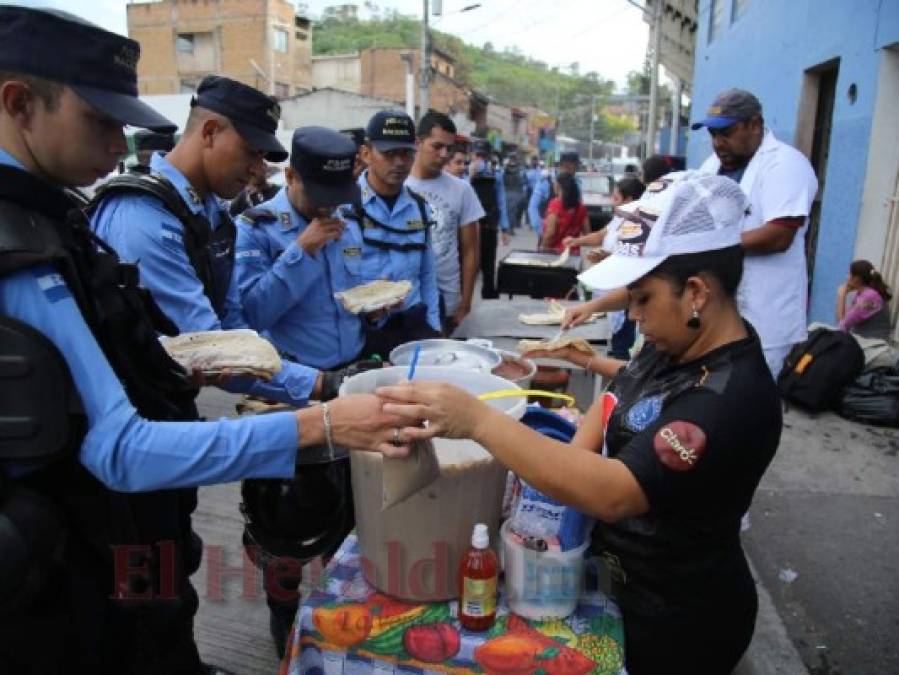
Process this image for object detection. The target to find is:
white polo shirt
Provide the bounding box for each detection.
[699,129,819,350]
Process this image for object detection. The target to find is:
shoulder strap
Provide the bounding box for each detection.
[90,173,223,305]
[239,206,277,227]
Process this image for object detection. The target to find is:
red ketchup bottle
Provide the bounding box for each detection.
[458,523,498,631]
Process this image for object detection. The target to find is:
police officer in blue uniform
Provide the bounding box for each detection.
[0,8,423,673]
[528,151,579,238]
[235,127,370,371]
[357,111,441,354]
[469,140,510,299]
[91,75,324,407]
[235,126,387,655]
[524,155,542,230]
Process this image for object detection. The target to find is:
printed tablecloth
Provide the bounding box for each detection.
[283,534,625,674]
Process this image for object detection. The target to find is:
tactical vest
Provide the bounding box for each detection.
[0,164,200,636]
[351,189,433,252]
[90,172,237,320]
[471,173,500,228]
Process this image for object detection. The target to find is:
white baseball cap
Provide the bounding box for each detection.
[578,171,749,290]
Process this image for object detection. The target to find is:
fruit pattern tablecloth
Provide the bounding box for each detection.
[282,535,625,675]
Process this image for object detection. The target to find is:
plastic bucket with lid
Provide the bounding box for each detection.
[501,520,588,620]
[339,366,525,601]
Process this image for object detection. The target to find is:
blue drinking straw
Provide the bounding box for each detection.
[407,343,422,381]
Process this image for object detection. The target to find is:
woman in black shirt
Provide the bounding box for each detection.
[379,173,782,674]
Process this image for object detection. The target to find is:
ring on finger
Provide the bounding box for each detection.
[393,428,401,444]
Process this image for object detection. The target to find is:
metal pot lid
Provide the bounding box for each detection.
[389,339,502,372]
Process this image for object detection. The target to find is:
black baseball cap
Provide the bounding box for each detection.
[691,89,762,130]
[0,6,175,133]
[290,126,361,208]
[559,151,580,165]
[193,76,288,162]
[365,111,416,152]
[339,127,366,149]
[134,130,175,153]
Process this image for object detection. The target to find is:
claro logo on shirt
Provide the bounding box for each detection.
[653,420,707,472]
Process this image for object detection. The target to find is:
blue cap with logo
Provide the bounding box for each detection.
[691,88,762,130]
[290,126,361,208]
[365,110,416,152]
[193,75,288,162]
[0,6,175,133]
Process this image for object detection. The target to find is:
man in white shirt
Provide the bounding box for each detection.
[406,111,484,332]
[693,89,819,376]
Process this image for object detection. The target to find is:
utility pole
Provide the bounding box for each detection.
[419,0,430,119]
[646,0,663,157]
[588,94,597,162]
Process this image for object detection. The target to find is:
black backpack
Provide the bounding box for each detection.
[777,328,865,412]
[838,367,899,427]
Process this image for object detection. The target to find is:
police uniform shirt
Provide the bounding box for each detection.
[90,152,318,406]
[592,324,780,616]
[234,187,366,370]
[357,170,441,332]
[0,149,299,490]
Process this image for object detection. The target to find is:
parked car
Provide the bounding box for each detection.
[576,172,615,231]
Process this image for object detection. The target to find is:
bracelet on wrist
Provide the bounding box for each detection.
[321,402,335,460]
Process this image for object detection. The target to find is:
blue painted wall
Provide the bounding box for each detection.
[687,0,899,323]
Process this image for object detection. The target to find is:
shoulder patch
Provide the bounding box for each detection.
[653,420,707,472]
[626,395,664,432]
[279,212,292,229]
[33,271,70,303]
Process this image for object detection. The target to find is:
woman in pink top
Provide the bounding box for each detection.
[837,260,892,339]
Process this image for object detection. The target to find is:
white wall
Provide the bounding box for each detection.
[280,89,396,130]
[311,54,361,93]
[854,45,899,263]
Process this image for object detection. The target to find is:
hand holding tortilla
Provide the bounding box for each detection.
[160,329,282,379]
[519,299,602,326]
[335,279,413,314]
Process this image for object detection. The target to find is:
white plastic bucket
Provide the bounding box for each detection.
[501,520,588,620]
[339,366,526,601]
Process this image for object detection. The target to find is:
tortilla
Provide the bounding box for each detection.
[160,329,282,379]
[518,336,594,355]
[335,279,412,314]
[519,299,566,325]
[549,246,570,267]
[519,300,602,326]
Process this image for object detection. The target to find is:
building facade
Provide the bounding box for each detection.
[127,0,313,97]
[688,0,899,326]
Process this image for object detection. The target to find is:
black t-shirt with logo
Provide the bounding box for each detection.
[591,325,781,616]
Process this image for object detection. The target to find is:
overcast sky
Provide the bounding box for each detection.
[23,0,650,87]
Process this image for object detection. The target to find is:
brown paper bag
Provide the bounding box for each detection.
[381,439,440,509]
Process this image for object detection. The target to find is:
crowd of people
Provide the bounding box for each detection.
[2,4,876,675]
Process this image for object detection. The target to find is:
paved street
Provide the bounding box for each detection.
[190,227,899,673]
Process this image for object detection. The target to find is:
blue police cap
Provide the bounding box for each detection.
[0,6,175,133]
[365,110,416,152]
[193,75,288,162]
[290,126,361,208]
